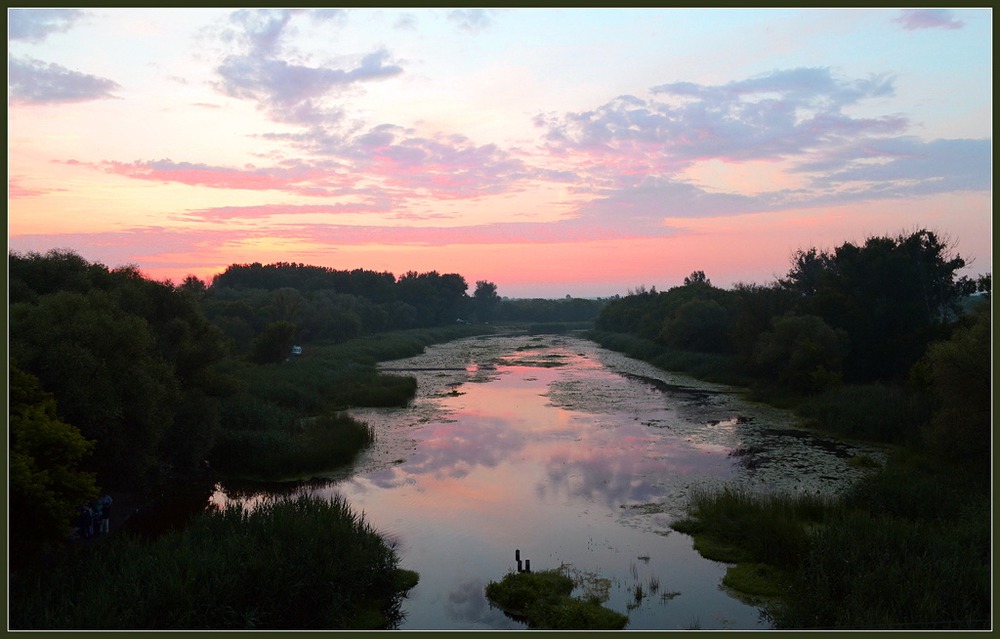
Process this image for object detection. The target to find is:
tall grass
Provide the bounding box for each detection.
[775,506,990,630]
[673,464,991,630]
[211,325,492,481]
[210,413,373,480]
[671,486,835,569]
[10,495,418,630]
[795,383,925,444]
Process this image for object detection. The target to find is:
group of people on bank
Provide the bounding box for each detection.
[73,494,113,540]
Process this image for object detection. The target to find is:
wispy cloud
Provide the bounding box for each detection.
[893,9,964,31]
[802,137,991,194]
[103,126,535,201]
[540,67,902,175]
[447,9,496,33]
[8,8,86,42]
[96,158,353,196]
[8,178,64,199]
[179,201,393,222]
[8,56,121,105]
[214,9,402,126]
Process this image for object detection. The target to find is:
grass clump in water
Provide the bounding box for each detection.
[485,569,628,630]
[671,486,833,569]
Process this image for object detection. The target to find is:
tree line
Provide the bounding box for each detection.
[6,250,601,566]
[593,228,990,473]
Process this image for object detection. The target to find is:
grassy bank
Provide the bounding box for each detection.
[212,324,494,481]
[10,495,418,630]
[588,330,990,630]
[586,329,749,386]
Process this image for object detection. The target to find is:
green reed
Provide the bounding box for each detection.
[10,495,418,630]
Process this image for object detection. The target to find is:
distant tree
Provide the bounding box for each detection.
[9,363,99,568]
[252,321,298,364]
[178,275,208,296]
[683,270,711,287]
[472,280,500,322]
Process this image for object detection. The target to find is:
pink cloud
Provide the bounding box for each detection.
[8,178,63,198]
[893,9,964,31]
[97,158,352,194]
[179,201,393,222]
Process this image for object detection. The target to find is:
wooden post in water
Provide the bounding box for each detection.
[525,559,531,573]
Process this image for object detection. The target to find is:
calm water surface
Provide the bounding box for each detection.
[214,332,884,630]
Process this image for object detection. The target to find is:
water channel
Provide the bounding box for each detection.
[213,331,886,630]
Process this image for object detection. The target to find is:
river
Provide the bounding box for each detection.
[212,331,886,630]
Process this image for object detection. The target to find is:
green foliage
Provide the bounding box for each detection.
[752,314,849,395]
[918,302,991,476]
[472,279,500,322]
[782,229,972,382]
[9,495,418,629]
[9,251,230,490]
[251,320,297,364]
[774,505,990,630]
[9,364,99,567]
[211,325,490,481]
[722,563,789,600]
[485,569,628,630]
[494,296,606,324]
[209,414,373,481]
[674,458,990,630]
[671,486,833,570]
[660,298,732,353]
[796,383,923,444]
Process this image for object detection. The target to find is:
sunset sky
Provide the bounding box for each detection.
[7,8,992,298]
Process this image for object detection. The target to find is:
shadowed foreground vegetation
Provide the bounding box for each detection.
[9,495,419,630]
[592,230,991,630]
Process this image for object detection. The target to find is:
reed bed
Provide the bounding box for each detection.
[10,495,418,630]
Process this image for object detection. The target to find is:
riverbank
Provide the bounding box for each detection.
[586,329,991,630]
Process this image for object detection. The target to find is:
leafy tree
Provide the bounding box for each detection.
[10,290,180,488]
[252,321,298,364]
[660,299,731,353]
[472,280,500,322]
[919,302,991,478]
[728,282,797,369]
[9,251,230,488]
[683,270,711,287]
[9,363,99,567]
[752,314,849,394]
[783,229,972,382]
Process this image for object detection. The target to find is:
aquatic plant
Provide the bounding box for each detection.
[485,569,628,630]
